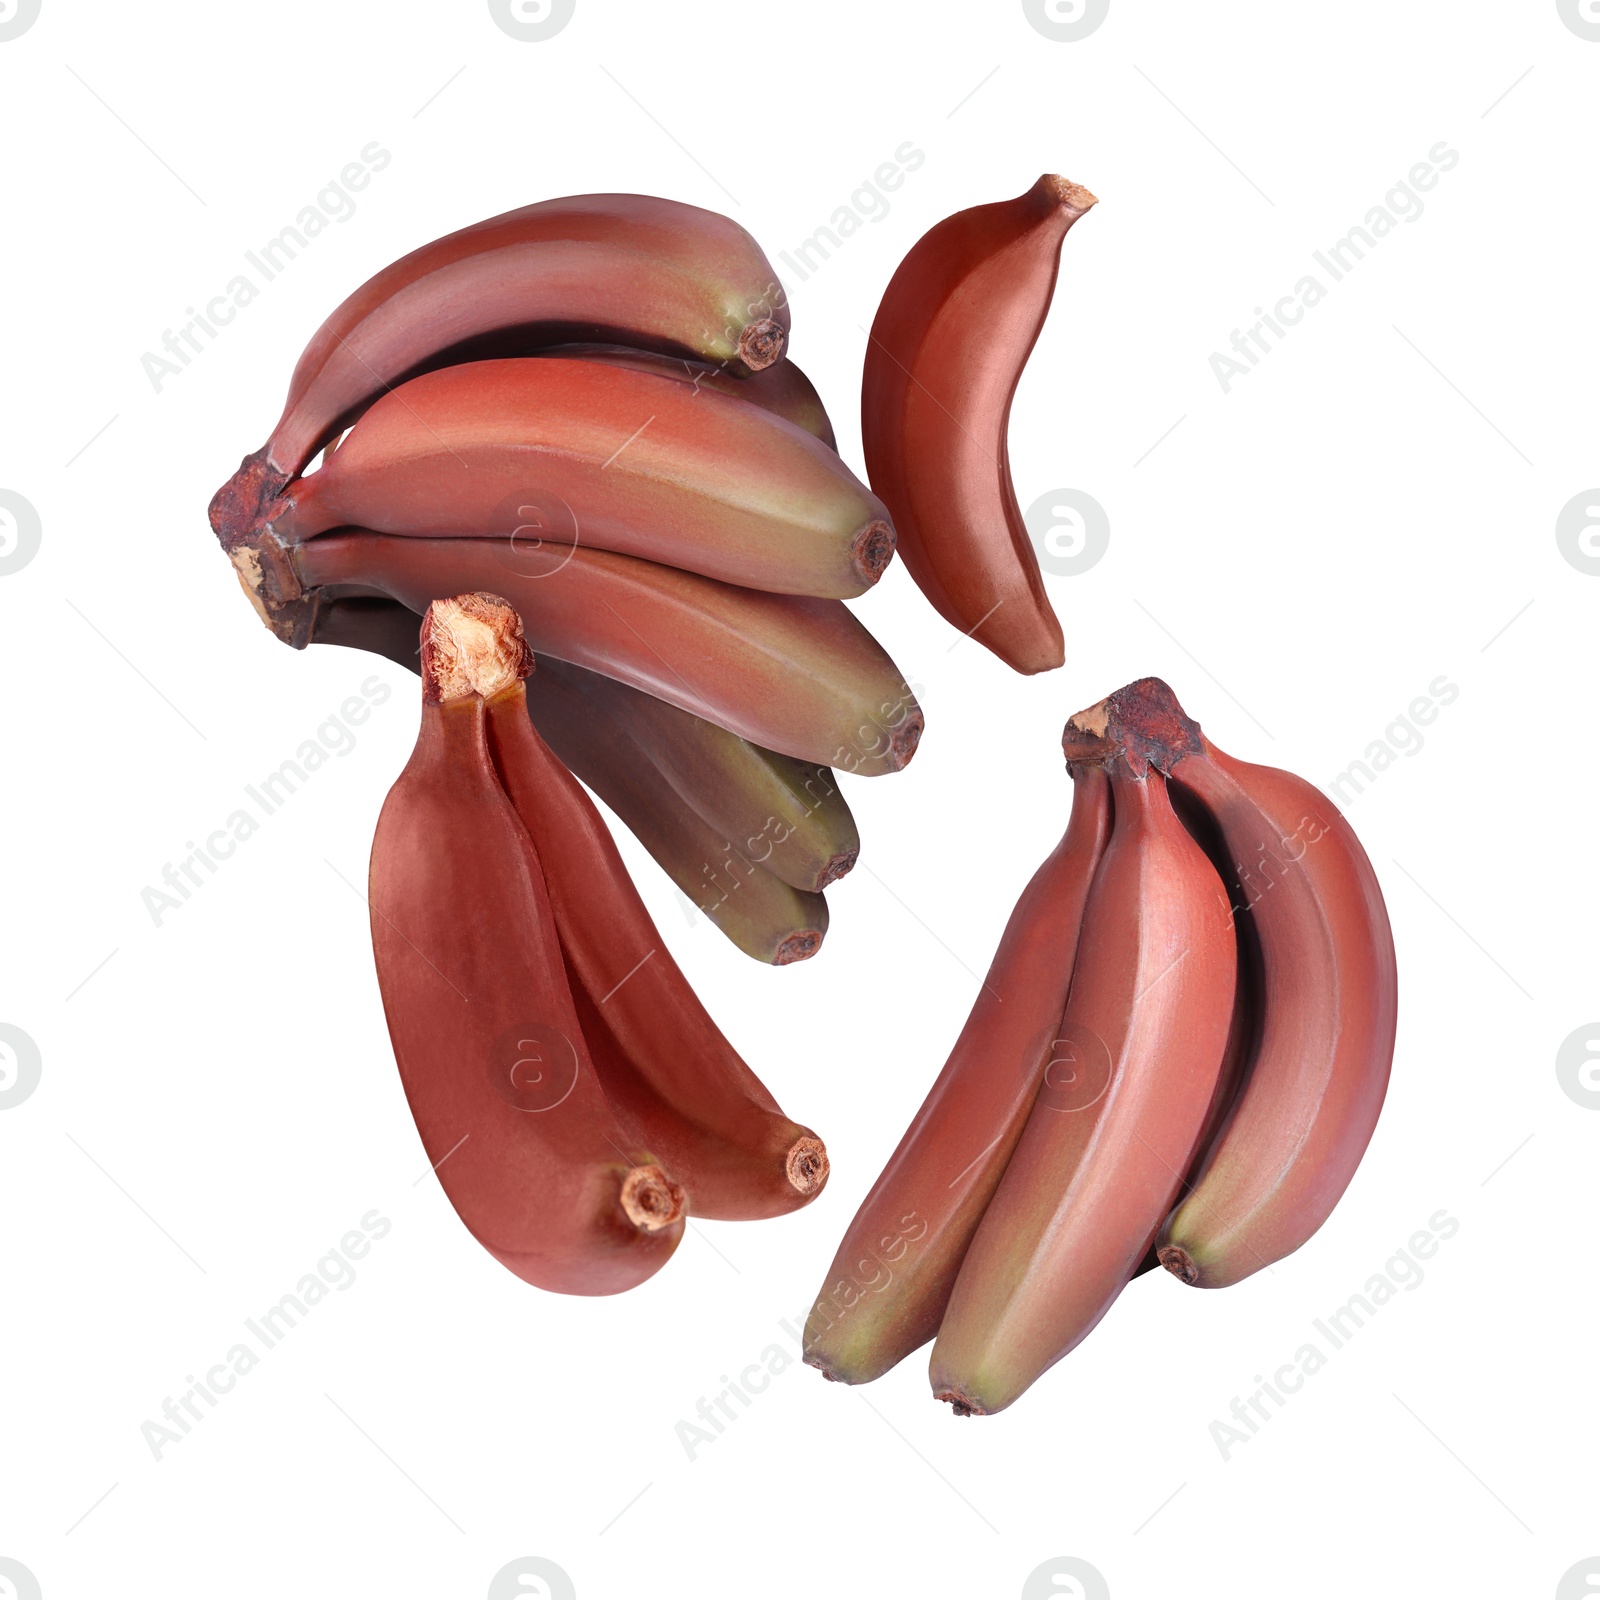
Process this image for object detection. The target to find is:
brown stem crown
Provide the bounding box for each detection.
[1062,677,1202,780]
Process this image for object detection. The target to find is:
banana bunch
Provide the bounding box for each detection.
[212,193,921,963]
[370,594,830,1295]
[804,677,1398,1414]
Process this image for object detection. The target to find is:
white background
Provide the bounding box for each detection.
[1,2,1595,1596]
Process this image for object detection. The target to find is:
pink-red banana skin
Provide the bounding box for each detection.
[861,175,1097,674]
[368,601,684,1294]
[523,657,830,966]
[1158,731,1398,1288]
[803,766,1112,1384]
[261,358,893,599]
[542,345,836,448]
[307,596,860,899]
[209,193,790,541]
[270,532,923,773]
[557,661,860,893]
[928,764,1235,1415]
[482,681,829,1220]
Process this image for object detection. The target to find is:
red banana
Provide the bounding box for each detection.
[210,194,789,540]
[862,175,1097,673]
[929,734,1234,1414]
[481,679,829,1219]
[803,765,1112,1384]
[1142,685,1399,1288]
[368,594,684,1293]
[260,358,892,599]
[524,657,830,965]
[257,531,923,774]
[309,596,860,898]
[542,344,836,447]
[558,662,859,893]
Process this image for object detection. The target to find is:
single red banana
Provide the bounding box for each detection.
[556,663,860,893]
[803,765,1112,1385]
[250,531,923,774]
[210,194,790,541]
[259,358,892,599]
[930,732,1235,1414]
[368,595,684,1293]
[524,657,830,965]
[309,595,859,899]
[1112,682,1399,1289]
[861,175,1098,673]
[480,677,829,1219]
[542,344,836,447]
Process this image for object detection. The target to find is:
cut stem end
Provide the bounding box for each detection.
[851,519,897,587]
[773,930,823,965]
[737,317,786,372]
[934,1388,986,1418]
[785,1135,830,1196]
[818,847,859,889]
[420,594,534,703]
[620,1164,685,1232]
[1157,1244,1200,1285]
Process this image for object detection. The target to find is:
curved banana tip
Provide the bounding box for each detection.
[933,1387,990,1418]
[851,519,897,588]
[1156,1244,1201,1285]
[786,1136,830,1197]
[619,1164,686,1232]
[888,709,925,770]
[737,316,787,372]
[818,847,859,889]
[773,929,824,965]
